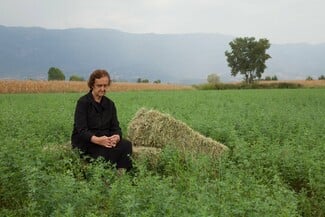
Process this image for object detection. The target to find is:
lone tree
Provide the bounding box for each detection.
[225,37,271,84]
[48,67,65,81]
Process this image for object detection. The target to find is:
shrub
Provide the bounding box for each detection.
[207,73,220,84]
[69,75,84,81]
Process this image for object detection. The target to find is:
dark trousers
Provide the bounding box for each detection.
[74,138,133,171]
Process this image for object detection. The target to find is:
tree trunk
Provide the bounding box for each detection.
[248,72,253,84]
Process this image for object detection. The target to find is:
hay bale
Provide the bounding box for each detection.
[133,146,161,156]
[127,108,228,157]
[132,146,161,166]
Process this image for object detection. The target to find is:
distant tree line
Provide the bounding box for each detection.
[263,75,278,81]
[137,78,161,83]
[69,75,85,81]
[47,67,84,81]
[306,75,325,80]
[47,67,164,83]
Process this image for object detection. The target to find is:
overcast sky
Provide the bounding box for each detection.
[1,0,324,44]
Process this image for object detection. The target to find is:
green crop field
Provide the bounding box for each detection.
[0,89,324,216]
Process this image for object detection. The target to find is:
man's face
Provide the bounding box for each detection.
[92,76,109,98]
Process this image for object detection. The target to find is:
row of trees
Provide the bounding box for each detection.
[48,68,163,83]
[306,75,325,80]
[47,67,84,81]
[137,78,161,83]
[264,75,278,81]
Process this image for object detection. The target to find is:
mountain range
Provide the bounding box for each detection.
[0,25,324,83]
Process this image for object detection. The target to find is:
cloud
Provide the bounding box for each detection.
[0,0,324,43]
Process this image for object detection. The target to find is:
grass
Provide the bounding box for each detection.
[0,89,324,216]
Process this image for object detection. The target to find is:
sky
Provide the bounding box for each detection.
[1,0,325,44]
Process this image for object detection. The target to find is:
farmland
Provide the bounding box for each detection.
[1,79,324,94]
[0,80,193,93]
[0,89,324,216]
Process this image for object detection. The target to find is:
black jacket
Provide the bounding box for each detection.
[71,91,122,150]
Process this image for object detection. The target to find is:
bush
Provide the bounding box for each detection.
[207,73,220,84]
[69,75,84,81]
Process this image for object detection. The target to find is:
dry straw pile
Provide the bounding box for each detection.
[128,108,228,158]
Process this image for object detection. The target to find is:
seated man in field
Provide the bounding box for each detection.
[71,69,132,172]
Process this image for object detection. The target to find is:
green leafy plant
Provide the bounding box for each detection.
[1,89,324,216]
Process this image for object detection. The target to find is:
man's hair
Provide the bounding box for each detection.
[87,69,111,89]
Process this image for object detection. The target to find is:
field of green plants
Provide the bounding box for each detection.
[0,89,324,217]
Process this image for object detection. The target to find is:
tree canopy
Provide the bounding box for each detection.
[225,37,271,84]
[207,73,220,84]
[48,67,65,81]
